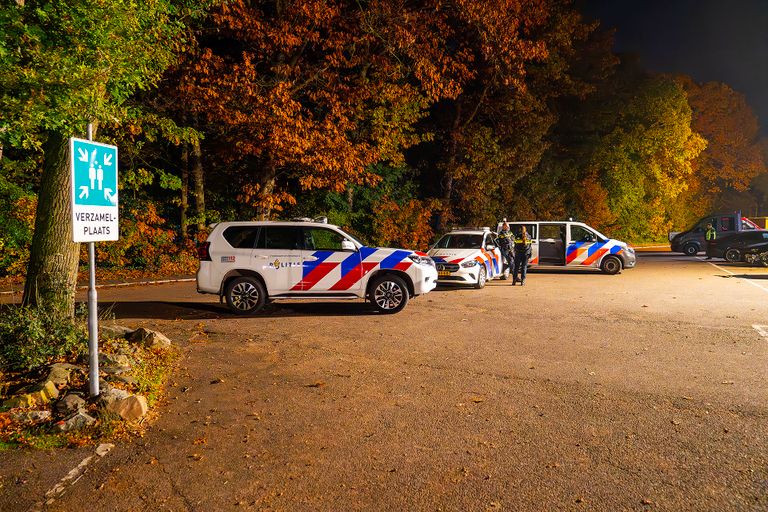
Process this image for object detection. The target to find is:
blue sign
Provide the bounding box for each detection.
[71,138,118,207]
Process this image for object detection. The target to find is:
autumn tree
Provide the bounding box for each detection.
[175,0,438,220]
[585,72,706,240]
[677,78,767,215]
[0,1,204,316]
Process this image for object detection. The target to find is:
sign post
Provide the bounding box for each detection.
[70,126,119,397]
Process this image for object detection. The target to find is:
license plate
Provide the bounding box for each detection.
[438,270,451,277]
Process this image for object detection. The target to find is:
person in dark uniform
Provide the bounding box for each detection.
[496,222,515,280]
[513,226,532,285]
[705,222,716,260]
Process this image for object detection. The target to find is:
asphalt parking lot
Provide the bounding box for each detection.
[2,252,767,511]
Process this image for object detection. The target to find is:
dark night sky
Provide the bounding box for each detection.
[579,0,768,134]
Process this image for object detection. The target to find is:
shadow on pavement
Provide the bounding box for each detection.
[101,299,381,320]
[728,274,768,280]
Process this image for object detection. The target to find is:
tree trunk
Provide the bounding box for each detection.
[180,142,189,239]
[436,104,463,232]
[190,138,206,231]
[23,131,81,317]
[256,162,277,221]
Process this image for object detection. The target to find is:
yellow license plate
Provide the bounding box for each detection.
[438,270,451,277]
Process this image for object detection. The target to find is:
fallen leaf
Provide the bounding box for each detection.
[210,378,224,384]
[470,397,484,403]
[305,381,325,388]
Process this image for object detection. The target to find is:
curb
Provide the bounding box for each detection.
[0,277,196,296]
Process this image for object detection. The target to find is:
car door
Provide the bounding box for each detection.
[566,224,604,268]
[298,227,364,293]
[253,226,303,294]
[483,232,502,277]
[538,223,566,265]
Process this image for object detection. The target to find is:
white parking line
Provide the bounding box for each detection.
[32,443,114,510]
[753,325,768,337]
[697,257,768,294]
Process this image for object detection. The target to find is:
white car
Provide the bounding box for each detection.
[196,219,438,314]
[427,228,508,288]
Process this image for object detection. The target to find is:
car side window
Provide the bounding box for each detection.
[570,225,596,243]
[257,227,302,250]
[303,228,346,251]
[222,226,259,249]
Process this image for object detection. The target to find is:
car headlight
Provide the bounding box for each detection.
[409,255,435,267]
[460,260,478,268]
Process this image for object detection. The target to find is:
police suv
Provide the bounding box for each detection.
[427,228,508,288]
[196,219,438,314]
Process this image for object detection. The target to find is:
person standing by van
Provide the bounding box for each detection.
[513,226,532,285]
[497,222,515,278]
[705,222,716,259]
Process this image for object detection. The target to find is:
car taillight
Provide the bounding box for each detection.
[198,241,211,261]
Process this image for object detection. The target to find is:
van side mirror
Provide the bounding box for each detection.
[341,240,356,251]
[485,244,495,251]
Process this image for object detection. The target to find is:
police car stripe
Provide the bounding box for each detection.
[293,251,339,291]
[329,261,379,290]
[379,250,411,270]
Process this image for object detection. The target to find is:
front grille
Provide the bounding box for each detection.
[435,263,459,272]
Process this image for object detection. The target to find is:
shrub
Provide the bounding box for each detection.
[0,306,87,373]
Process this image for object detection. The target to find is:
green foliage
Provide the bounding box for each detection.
[0,174,36,276]
[0,306,87,372]
[0,0,207,150]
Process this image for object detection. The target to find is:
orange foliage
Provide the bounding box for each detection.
[372,197,440,250]
[681,78,767,194]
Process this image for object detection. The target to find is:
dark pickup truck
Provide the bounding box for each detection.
[669,212,760,256]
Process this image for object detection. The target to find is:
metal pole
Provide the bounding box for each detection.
[86,122,99,397]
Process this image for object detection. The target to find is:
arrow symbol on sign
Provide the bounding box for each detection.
[103,154,113,166]
[79,186,89,199]
[104,188,117,204]
[77,148,89,162]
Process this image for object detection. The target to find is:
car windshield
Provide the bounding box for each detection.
[435,234,483,249]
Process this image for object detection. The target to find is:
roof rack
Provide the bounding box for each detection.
[289,216,328,224]
[450,226,491,231]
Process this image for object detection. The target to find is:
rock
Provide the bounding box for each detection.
[11,410,52,423]
[102,365,132,376]
[54,411,96,432]
[56,394,87,416]
[99,353,132,367]
[106,395,148,422]
[100,324,135,339]
[3,380,59,409]
[108,375,137,386]
[129,328,171,350]
[98,387,131,407]
[46,363,80,387]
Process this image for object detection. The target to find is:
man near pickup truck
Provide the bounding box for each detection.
[705,222,716,259]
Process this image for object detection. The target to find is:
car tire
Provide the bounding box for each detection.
[370,275,409,314]
[724,248,741,262]
[225,276,267,315]
[683,243,699,256]
[600,255,622,275]
[475,265,487,289]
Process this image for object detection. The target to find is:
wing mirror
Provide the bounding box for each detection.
[341,239,357,251]
[485,244,495,251]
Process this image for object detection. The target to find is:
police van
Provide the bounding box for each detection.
[496,220,636,274]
